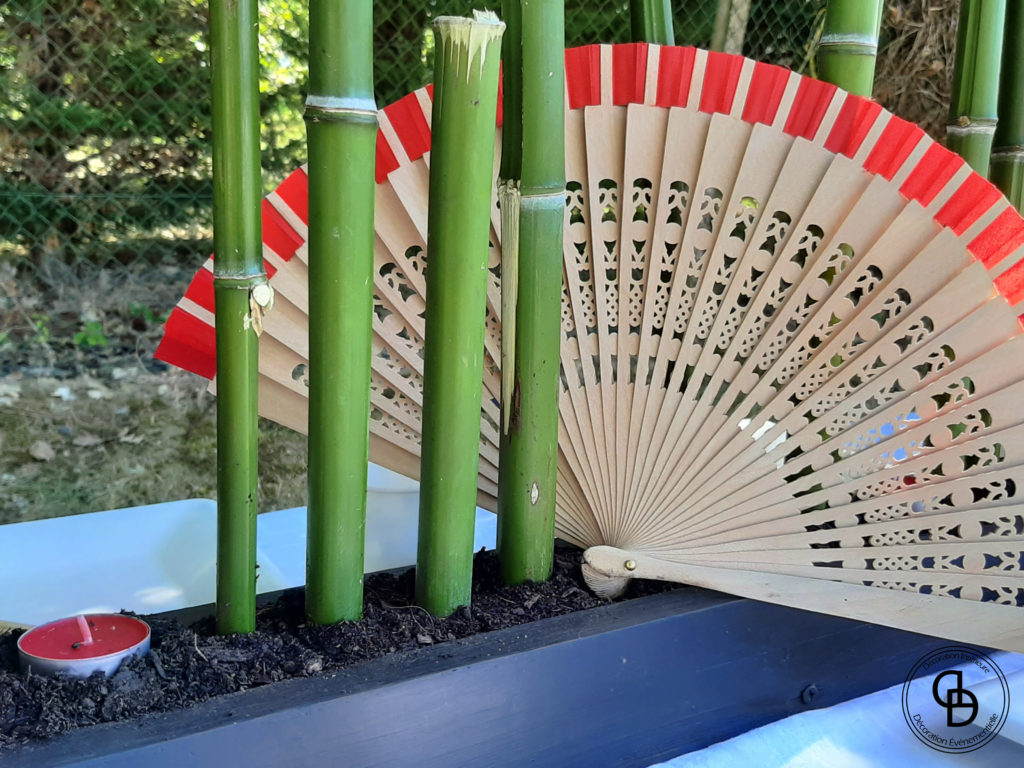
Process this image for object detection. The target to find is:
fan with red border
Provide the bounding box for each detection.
[157,43,1024,651]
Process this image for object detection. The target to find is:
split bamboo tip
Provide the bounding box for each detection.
[433,11,505,86]
[433,10,506,44]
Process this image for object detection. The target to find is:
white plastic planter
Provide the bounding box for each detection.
[0,463,496,626]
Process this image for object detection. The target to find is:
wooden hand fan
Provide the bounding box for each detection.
[157,43,1024,652]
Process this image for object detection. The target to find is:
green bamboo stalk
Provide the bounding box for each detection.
[991,1,1024,208]
[711,0,730,52]
[497,0,564,585]
[304,0,377,624]
[209,0,265,635]
[630,0,674,45]
[815,0,883,98]
[499,0,523,435]
[710,0,751,55]
[416,11,505,617]
[948,0,1006,174]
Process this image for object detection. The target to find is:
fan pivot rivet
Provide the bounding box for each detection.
[624,560,636,571]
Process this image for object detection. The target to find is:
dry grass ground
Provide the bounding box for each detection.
[1,251,308,524]
[0,369,306,525]
[876,0,959,139]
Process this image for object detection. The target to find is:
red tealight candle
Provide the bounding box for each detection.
[17,614,151,678]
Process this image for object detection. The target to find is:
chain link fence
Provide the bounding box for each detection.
[1,0,828,367]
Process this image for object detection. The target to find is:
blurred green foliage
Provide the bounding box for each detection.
[0,0,822,274]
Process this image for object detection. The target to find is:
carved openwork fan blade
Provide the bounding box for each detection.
[158,43,1024,652]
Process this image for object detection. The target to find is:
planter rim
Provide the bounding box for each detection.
[4,587,955,768]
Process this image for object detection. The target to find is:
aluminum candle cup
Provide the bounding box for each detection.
[17,614,151,677]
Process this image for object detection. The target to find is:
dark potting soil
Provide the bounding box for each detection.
[0,546,676,751]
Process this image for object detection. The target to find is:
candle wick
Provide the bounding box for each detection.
[74,614,94,649]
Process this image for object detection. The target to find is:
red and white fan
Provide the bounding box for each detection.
[158,43,1024,652]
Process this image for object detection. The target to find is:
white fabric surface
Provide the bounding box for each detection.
[651,652,1024,768]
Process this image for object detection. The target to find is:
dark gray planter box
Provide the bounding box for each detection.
[5,588,948,767]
